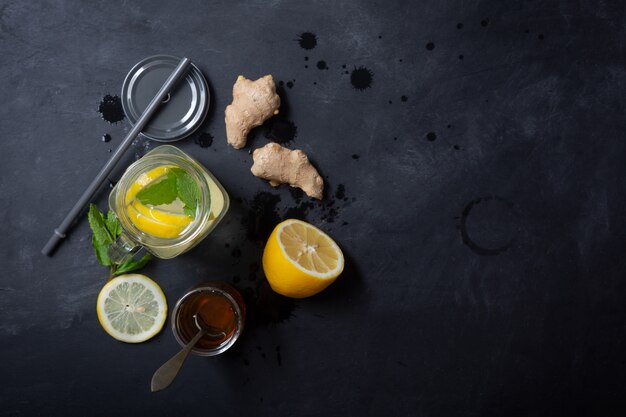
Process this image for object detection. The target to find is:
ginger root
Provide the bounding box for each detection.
[251,143,324,199]
[225,75,281,149]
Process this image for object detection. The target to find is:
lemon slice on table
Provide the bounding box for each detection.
[97,274,167,343]
[262,219,344,298]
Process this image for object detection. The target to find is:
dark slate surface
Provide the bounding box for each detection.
[2,0,626,415]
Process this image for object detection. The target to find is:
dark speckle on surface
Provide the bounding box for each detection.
[251,282,297,324]
[316,60,328,70]
[481,18,489,27]
[335,184,345,200]
[401,95,408,102]
[194,132,213,148]
[244,192,281,242]
[101,133,111,143]
[97,94,124,124]
[426,42,435,51]
[350,66,373,90]
[352,154,360,160]
[264,116,297,144]
[426,132,437,141]
[296,32,317,50]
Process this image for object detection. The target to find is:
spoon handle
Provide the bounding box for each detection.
[151,329,205,392]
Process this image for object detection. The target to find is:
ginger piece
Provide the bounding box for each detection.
[225,75,281,149]
[251,143,324,200]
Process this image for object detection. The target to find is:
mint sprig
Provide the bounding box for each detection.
[134,168,203,218]
[88,204,151,279]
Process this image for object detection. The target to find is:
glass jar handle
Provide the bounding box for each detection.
[108,233,141,265]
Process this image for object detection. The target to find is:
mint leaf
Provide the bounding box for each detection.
[91,235,111,266]
[114,253,151,275]
[136,175,178,206]
[88,204,113,245]
[170,168,204,218]
[105,211,122,238]
[88,204,152,276]
[175,171,198,208]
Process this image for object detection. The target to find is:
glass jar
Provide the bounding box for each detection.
[108,145,229,262]
[171,282,245,356]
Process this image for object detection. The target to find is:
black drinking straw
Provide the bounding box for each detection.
[42,57,192,256]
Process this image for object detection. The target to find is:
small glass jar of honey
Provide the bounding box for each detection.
[171,281,245,356]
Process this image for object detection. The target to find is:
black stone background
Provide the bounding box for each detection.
[1,0,626,416]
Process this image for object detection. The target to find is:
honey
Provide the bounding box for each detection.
[172,282,245,356]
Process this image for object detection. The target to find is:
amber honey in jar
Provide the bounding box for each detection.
[171,282,245,356]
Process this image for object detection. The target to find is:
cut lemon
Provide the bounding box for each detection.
[126,201,190,238]
[131,200,191,227]
[96,274,167,343]
[262,219,344,298]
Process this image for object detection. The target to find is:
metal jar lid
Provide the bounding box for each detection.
[121,55,209,142]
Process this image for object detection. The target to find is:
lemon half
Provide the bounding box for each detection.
[96,274,167,343]
[262,219,344,298]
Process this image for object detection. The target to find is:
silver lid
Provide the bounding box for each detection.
[121,55,209,142]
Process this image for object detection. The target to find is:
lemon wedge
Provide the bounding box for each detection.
[96,274,167,343]
[126,203,189,238]
[262,219,344,298]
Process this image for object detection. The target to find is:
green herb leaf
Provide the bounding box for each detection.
[105,211,122,238]
[114,253,152,275]
[136,175,178,206]
[88,204,151,276]
[169,168,205,218]
[88,204,114,245]
[174,170,199,211]
[91,235,111,266]
[183,206,196,217]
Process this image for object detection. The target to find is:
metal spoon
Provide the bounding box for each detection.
[151,314,226,392]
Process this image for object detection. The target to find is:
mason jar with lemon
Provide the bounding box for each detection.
[107,145,229,263]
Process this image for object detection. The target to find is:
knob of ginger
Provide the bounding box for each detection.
[251,143,324,200]
[225,75,281,149]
